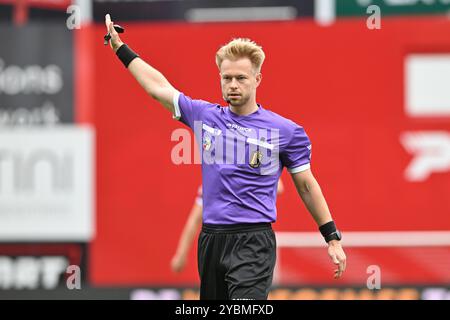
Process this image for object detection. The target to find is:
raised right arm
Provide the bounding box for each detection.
[105,14,178,115]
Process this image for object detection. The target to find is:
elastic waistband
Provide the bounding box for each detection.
[202,222,272,234]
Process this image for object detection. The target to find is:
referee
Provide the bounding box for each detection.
[105,14,346,300]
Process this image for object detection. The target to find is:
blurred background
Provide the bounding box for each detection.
[0,0,449,300]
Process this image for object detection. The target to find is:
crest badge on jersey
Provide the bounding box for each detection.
[249,150,263,168]
[203,134,212,151]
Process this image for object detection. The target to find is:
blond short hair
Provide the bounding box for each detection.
[215,38,265,73]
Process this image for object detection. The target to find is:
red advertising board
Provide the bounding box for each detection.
[82,16,450,286]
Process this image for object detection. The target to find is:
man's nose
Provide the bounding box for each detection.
[230,78,239,88]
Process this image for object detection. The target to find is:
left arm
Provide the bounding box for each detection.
[291,168,347,279]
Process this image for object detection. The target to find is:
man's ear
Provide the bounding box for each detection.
[256,73,262,87]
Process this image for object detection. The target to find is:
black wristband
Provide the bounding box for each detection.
[319,221,337,238]
[116,44,139,68]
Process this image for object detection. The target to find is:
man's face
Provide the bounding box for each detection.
[220,58,261,107]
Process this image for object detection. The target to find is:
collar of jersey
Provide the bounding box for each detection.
[226,104,263,119]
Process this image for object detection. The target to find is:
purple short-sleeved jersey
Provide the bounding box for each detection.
[173,92,311,224]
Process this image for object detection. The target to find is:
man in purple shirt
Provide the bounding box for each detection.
[105,14,346,300]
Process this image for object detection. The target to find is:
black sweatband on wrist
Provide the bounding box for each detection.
[319,221,337,237]
[116,44,139,68]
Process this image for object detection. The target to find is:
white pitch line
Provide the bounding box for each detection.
[276,231,450,248]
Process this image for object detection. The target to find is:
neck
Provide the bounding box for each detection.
[229,99,259,116]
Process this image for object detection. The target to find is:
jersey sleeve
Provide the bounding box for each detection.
[172,91,211,129]
[280,124,312,174]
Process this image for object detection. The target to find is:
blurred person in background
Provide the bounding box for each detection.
[105,14,346,300]
[171,180,285,273]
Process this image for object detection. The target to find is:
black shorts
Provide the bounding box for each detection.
[197,222,276,300]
